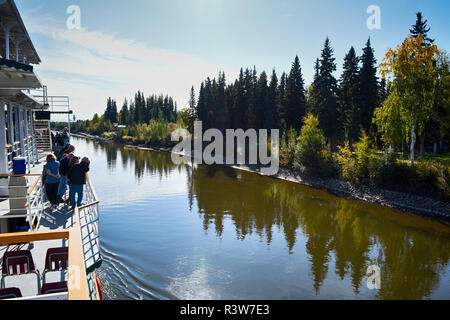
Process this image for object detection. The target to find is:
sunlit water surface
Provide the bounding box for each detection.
[72,136,450,300]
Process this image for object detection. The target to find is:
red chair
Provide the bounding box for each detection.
[0,287,22,300]
[1,250,40,294]
[41,247,68,295]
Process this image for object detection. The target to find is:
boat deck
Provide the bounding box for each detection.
[0,159,101,299]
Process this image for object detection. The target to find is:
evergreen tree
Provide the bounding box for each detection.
[410,12,434,45]
[311,38,339,144]
[104,97,111,122]
[196,82,207,127]
[285,56,307,129]
[120,99,129,125]
[233,69,248,129]
[358,38,379,136]
[338,46,360,143]
[104,97,118,123]
[267,69,280,129]
[246,67,258,129]
[187,86,197,131]
[111,99,117,123]
[215,72,228,130]
[256,71,269,129]
[134,91,144,123]
[307,58,321,114]
[278,72,288,129]
[203,78,214,130]
[129,101,135,125]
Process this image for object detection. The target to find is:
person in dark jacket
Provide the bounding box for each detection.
[57,144,75,161]
[57,153,74,203]
[67,157,90,208]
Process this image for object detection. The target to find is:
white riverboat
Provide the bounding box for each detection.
[0,0,101,300]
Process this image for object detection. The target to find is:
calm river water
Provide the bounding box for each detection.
[72,136,450,300]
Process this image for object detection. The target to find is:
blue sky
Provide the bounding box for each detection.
[16,0,450,120]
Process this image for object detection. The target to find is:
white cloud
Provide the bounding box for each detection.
[24,15,237,120]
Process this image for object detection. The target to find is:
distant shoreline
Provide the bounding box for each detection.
[71,132,450,223]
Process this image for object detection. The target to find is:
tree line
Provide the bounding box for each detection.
[103,91,178,126]
[187,37,383,147]
[182,12,448,159]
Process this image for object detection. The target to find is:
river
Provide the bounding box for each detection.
[71,136,450,300]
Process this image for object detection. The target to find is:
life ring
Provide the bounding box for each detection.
[96,276,103,300]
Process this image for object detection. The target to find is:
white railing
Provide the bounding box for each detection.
[0,174,45,231]
[78,174,101,275]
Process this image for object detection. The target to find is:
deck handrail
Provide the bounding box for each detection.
[85,174,99,203]
[0,174,41,177]
[69,206,90,300]
[27,175,41,196]
[78,200,100,211]
[0,229,69,244]
[78,173,101,278]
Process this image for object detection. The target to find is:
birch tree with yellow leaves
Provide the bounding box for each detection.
[376,35,440,166]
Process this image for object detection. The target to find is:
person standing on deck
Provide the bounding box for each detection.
[58,153,74,204]
[44,154,60,210]
[62,128,69,148]
[67,157,90,208]
[57,144,75,161]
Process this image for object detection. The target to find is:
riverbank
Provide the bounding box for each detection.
[72,132,450,222]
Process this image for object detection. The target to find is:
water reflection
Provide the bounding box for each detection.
[83,138,450,299]
[190,165,450,298]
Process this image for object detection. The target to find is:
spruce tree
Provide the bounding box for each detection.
[256,71,269,129]
[267,69,280,130]
[215,72,228,130]
[187,86,197,131]
[410,12,434,45]
[104,97,111,122]
[338,46,360,143]
[307,58,321,114]
[278,72,288,129]
[244,68,257,129]
[358,38,379,137]
[313,38,339,144]
[111,99,118,123]
[120,99,129,125]
[285,56,307,129]
[233,69,247,129]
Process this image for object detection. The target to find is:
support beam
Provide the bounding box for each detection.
[24,108,30,172]
[18,107,24,156]
[4,23,17,60]
[7,104,14,146]
[29,110,37,163]
[5,25,9,59]
[15,39,24,62]
[0,103,8,173]
[0,103,9,196]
